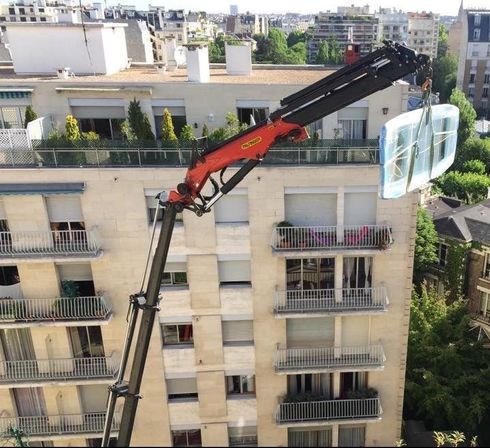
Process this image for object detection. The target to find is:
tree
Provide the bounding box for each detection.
[432,54,457,103]
[414,208,438,283]
[453,137,490,174]
[435,170,490,204]
[127,98,155,141]
[287,30,306,48]
[437,24,449,59]
[405,286,490,438]
[65,114,80,141]
[315,40,330,64]
[283,42,307,64]
[24,105,37,127]
[252,33,269,62]
[160,108,178,144]
[266,28,289,64]
[120,120,135,141]
[208,112,247,142]
[449,88,477,145]
[179,124,196,143]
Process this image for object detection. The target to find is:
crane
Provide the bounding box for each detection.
[102,41,431,447]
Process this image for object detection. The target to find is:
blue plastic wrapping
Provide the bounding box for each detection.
[379,104,459,199]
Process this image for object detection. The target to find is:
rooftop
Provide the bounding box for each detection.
[0,65,336,85]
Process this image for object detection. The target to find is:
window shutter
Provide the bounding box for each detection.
[46,196,83,222]
[218,260,251,283]
[222,320,253,343]
[0,200,5,220]
[214,193,249,223]
[167,378,197,395]
[285,194,336,226]
[341,316,369,347]
[344,192,377,225]
[71,106,125,119]
[58,264,93,281]
[286,317,334,348]
[164,262,186,273]
[228,426,257,437]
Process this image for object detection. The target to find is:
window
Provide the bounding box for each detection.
[226,375,255,396]
[172,429,202,447]
[468,87,475,99]
[20,17,26,22]
[469,73,476,84]
[40,17,46,21]
[438,243,448,267]
[68,326,105,358]
[286,258,335,290]
[145,193,183,224]
[237,107,269,125]
[343,257,373,289]
[8,8,14,14]
[167,377,198,400]
[162,262,187,286]
[288,428,332,447]
[18,8,25,14]
[78,118,123,140]
[0,265,19,286]
[218,260,251,286]
[228,426,257,447]
[9,17,16,22]
[58,263,95,296]
[88,438,117,447]
[288,373,332,397]
[154,112,187,139]
[339,425,366,447]
[484,74,490,84]
[162,323,193,345]
[475,14,481,26]
[483,87,489,98]
[39,8,45,12]
[485,255,490,278]
[0,106,26,129]
[214,190,248,223]
[474,28,480,41]
[480,292,490,317]
[222,320,253,345]
[340,371,367,397]
[338,119,366,139]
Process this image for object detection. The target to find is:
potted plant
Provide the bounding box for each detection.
[275,220,294,248]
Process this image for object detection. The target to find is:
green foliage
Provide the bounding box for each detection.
[120,119,136,141]
[209,35,226,63]
[252,28,306,64]
[179,124,196,143]
[444,241,470,302]
[405,286,490,436]
[435,170,490,204]
[208,112,247,142]
[127,98,155,141]
[65,115,81,141]
[24,105,37,127]
[81,131,100,141]
[315,40,330,64]
[287,30,306,48]
[61,280,80,298]
[315,35,343,64]
[414,208,439,282]
[461,159,486,175]
[437,24,449,59]
[432,54,457,103]
[449,88,477,145]
[453,137,490,174]
[266,28,288,63]
[160,108,178,144]
[201,123,209,138]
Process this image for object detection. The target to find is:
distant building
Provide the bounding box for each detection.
[376,8,408,43]
[407,11,439,59]
[308,11,378,63]
[230,4,238,16]
[226,13,269,37]
[449,3,490,118]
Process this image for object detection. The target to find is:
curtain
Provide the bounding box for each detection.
[320,373,331,397]
[13,387,47,417]
[289,429,332,447]
[339,426,366,447]
[363,258,371,289]
[0,328,35,361]
[68,327,84,358]
[344,258,355,288]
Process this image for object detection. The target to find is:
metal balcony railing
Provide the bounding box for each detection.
[271,225,393,251]
[275,398,382,424]
[0,230,101,257]
[0,412,120,437]
[229,435,258,447]
[274,345,385,373]
[273,287,388,315]
[0,354,118,384]
[0,296,111,323]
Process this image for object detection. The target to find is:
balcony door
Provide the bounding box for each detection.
[339,372,367,399]
[46,196,86,248]
[286,258,335,290]
[343,257,372,289]
[13,387,47,417]
[0,328,35,361]
[68,326,105,358]
[288,373,332,399]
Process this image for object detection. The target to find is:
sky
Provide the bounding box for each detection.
[109,0,480,17]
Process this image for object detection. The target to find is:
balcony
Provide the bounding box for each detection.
[275,397,382,426]
[274,345,385,374]
[271,225,393,254]
[0,140,379,168]
[273,287,388,317]
[0,230,102,260]
[0,354,118,387]
[0,296,112,328]
[0,412,120,441]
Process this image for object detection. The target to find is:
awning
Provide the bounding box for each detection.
[0,91,32,99]
[0,183,85,195]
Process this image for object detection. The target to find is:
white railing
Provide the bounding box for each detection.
[0,296,111,323]
[0,412,120,437]
[273,287,388,314]
[274,345,385,372]
[0,229,101,257]
[0,354,118,383]
[271,225,393,251]
[229,435,258,446]
[275,398,382,424]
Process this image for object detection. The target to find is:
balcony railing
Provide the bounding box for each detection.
[0,141,379,168]
[0,412,120,438]
[229,435,258,447]
[271,225,393,251]
[274,287,388,315]
[274,345,385,373]
[0,354,118,384]
[275,398,382,425]
[471,313,490,325]
[0,230,101,257]
[0,296,111,323]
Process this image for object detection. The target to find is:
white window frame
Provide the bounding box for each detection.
[161,323,193,346]
[226,374,256,396]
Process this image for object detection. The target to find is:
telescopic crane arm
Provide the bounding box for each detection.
[102,41,430,447]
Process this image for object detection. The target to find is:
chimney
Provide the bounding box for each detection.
[225,40,252,76]
[185,43,209,83]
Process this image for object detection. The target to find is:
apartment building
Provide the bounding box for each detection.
[450,6,490,118]
[407,12,439,60]
[0,51,416,447]
[307,11,378,63]
[225,13,269,38]
[376,9,408,43]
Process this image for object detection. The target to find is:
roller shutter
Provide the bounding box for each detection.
[285,194,336,226]
[46,196,83,222]
[218,260,251,283]
[222,320,253,343]
[344,192,377,225]
[287,317,334,348]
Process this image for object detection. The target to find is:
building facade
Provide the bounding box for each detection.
[0,61,416,447]
[376,9,408,43]
[407,12,439,59]
[450,6,490,118]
